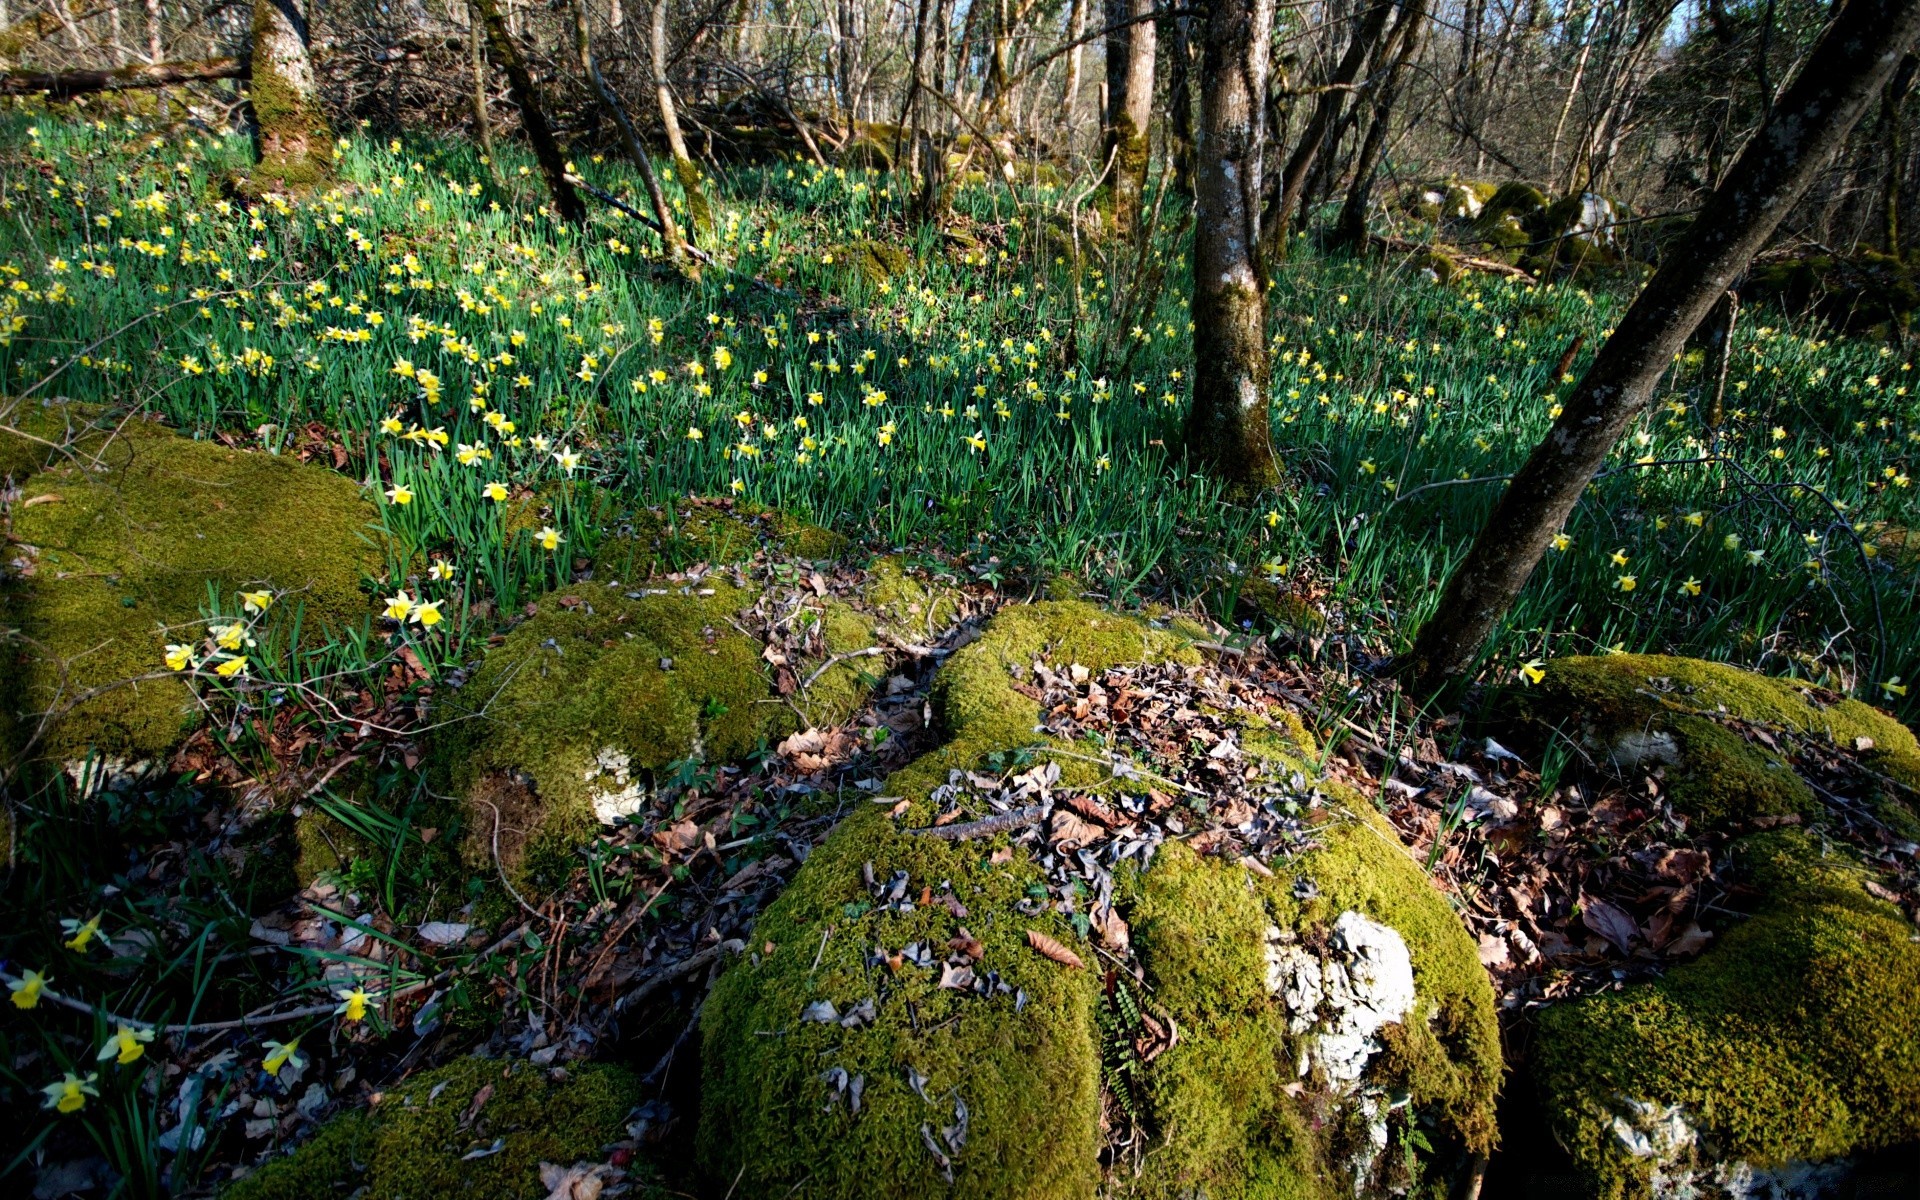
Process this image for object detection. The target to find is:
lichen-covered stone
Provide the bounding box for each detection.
[434,577,876,885]
[699,602,1499,1199]
[221,1055,645,1200]
[2,426,380,763]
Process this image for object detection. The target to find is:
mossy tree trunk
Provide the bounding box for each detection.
[467,0,497,172]
[472,0,585,224]
[249,0,331,190]
[1183,0,1277,493]
[1404,0,1920,697]
[1257,0,1393,262]
[1880,52,1918,260]
[651,0,713,244]
[1102,0,1156,237]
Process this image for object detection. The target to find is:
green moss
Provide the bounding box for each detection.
[223,1056,641,1200]
[589,498,846,581]
[246,1,332,193]
[842,238,911,285]
[2,428,380,762]
[0,397,114,482]
[1534,829,1920,1198]
[435,579,874,883]
[859,556,964,648]
[1498,653,1920,831]
[702,603,1499,1199]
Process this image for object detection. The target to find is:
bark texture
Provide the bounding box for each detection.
[1183,0,1278,492]
[1106,0,1157,236]
[653,0,713,242]
[250,0,330,190]
[1404,0,1920,695]
[472,0,586,224]
[571,0,688,270]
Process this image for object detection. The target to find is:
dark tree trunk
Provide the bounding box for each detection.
[1258,0,1394,260]
[1404,0,1920,696]
[1166,8,1196,192]
[1183,0,1277,492]
[0,55,246,97]
[1332,0,1427,250]
[1881,53,1918,259]
[472,0,585,224]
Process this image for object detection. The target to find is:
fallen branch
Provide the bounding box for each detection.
[0,56,248,98]
[612,938,744,1013]
[908,804,1046,840]
[1373,234,1535,281]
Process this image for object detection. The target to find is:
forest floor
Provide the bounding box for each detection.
[1,105,1918,1197]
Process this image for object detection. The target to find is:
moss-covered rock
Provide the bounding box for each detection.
[840,238,912,286]
[589,497,847,581]
[222,1055,643,1200]
[699,602,1499,1199]
[435,576,877,885]
[0,397,115,482]
[2,426,380,762]
[1743,249,1920,332]
[1498,655,1920,1196]
[1533,830,1920,1199]
[1496,653,1919,832]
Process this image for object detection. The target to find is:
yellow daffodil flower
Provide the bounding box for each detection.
[164,644,194,672]
[9,969,48,1009]
[336,986,372,1022]
[412,600,443,627]
[384,590,414,620]
[239,590,274,613]
[261,1038,304,1077]
[1614,575,1637,592]
[385,483,414,505]
[1551,533,1572,552]
[42,1072,98,1113]
[1519,659,1546,686]
[483,481,509,502]
[534,526,564,552]
[1680,578,1702,596]
[214,655,249,679]
[1882,677,1908,698]
[61,915,105,952]
[98,1023,153,1066]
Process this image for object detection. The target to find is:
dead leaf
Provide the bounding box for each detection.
[948,929,984,960]
[1025,929,1085,969]
[539,1161,613,1200]
[459,1083,494,1129]
[1049,809,1102,849]
[1476,933,1511,967]
[1580,896,1639,954]
[1652,848,1710,885]
[653,819,700,856]
[1664,923,1713,958]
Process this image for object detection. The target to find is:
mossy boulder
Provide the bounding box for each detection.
[1743,249,1920,332]
[1533,830,1920,1199]
[434,577,878,885]
[1495,655,1920,1196]
[699,602,1500,1199]
[222,1055,645,1200]
[2,425,380,763]
[839,238,912,286]
[0,396,115,482]
[589,498,847,581]
[1465,182,1550,263]
[1495,653,1920,834]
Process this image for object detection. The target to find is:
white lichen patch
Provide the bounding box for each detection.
[583,746,645,824]
[1609,1097,1854,1199]
[1266,910,1417,1087]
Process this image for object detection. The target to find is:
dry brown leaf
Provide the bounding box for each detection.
[1025,929,1085,969]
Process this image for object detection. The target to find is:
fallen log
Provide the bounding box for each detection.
[0,56,248,99]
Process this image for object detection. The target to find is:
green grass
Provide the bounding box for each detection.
[0,106,1914,715]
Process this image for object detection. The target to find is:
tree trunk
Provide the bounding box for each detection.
[1183,0,1277,493]
[468,0,496,171]
[1062,0,1086,157]
[1403,0,1920,696]
[570,0,687,270]
[1258,0,1394,261]
[1166,7,1195,192]
[249,0,330,190]
[1,55,246,96]
[1106,0,1156,237]
[1332,0,1427,250]
[652,0,713,243]
[1882,53,1918,259]
[472,0,584,223]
